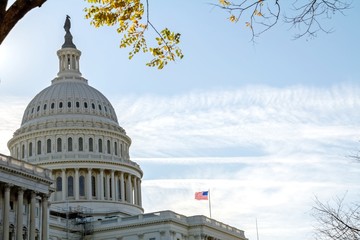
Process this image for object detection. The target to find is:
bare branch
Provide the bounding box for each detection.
[285,0,352,39]
[212,0,351,41]
[313,195,360,240]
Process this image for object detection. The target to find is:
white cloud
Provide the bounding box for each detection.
[0,97,27,154]
[1,84,360,240]
[110,84,360,158]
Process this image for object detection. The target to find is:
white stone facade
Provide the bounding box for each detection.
[0,153,53,239]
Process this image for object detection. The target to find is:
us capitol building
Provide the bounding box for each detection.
[0,18,248,240]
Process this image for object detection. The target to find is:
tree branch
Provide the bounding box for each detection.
[0,0,8,23]
[0,0,47,45]
[313,195,360,240]
[213,0,351,41]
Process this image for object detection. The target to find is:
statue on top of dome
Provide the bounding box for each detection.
[64,15,71,33]
[62,15,76,49]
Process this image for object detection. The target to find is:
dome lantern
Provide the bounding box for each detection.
[57,15,82,78]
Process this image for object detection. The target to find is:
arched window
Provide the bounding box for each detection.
[57,138,62,152]
[22,226,28,239]
[59,102,63,108]
[56,176,62,191]
[68,176,74,197]
[89,138,93,152]
[107,140,111,154]
[91,176,96,197]
[29,142,33,157]
[43,104,47,110]
[21,144,25,158]
[51,102,55,109]
[47,139,51,153]
[37,140,41,155]
[76,102,80,108]
[68,137,73,152]
[79,176,85,197]
[84,102,88,108]
[79,137,83,151]
[91,103,95,109]
[120,144,123,157]
[114,142,118,156]
[98,139,103,153]
[67,102,71,108]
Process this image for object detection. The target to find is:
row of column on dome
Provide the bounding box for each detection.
[13,136,130,160]
[58,53,79,71]
[0,183,49,240]
[51,168,142,206]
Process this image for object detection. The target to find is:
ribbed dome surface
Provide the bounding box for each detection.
[21,78,118,125]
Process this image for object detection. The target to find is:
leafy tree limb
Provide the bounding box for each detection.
[84,0,183,69]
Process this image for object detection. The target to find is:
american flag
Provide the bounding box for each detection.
[195,191,209,200]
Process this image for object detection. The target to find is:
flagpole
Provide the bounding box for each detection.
[208,189,212,218]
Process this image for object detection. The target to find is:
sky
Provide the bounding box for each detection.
[1,1,360,240]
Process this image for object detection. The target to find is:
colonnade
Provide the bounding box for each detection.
[53,168,142,206]
[0,184,49,240]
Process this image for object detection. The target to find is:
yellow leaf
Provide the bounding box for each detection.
[219,0,230,6]
[229,15,236,22]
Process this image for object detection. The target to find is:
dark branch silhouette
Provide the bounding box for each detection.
[214,0,351,41]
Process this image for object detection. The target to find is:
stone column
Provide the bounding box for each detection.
[41,195,49,240]
[87,168,92,200]
[17,188,24,239]
[75,168,79,200]
[111,170,115,201]
[133,177,138,205]
[61,169,66,200]
[138,179,142,206]
[106,173,110,200]
[3,184,11,240]
[127,174,132,204]
[115,174,119,201]
[49,171,54,201]
[120,172,125,202]
[161,230,171,240]
[99,169,104,200]
[29,191,36,240]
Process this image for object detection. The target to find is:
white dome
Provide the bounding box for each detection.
[21,77,118,126]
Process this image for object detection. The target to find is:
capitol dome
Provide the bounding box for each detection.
[7,18,143,217]
[21,77,119,126]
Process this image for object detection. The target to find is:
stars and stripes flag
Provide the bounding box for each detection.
[195,191,209,200]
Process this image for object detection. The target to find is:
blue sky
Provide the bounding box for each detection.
[1,1,360,240]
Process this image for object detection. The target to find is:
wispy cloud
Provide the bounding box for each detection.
[1,84,360,240]
[111,84,360,158]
